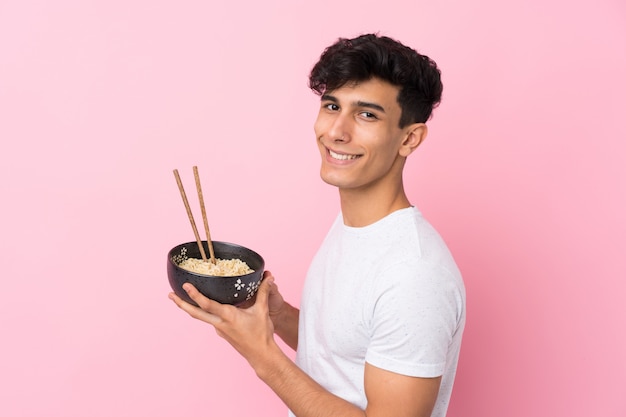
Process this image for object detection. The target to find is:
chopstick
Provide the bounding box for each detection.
[193,166,216,263]
[173,168,208,262]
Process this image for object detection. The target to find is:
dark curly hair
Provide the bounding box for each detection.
[309,34,443,127]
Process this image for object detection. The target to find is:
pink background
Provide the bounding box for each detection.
[1,0,625,416]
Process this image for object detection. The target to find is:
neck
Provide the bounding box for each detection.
[339,180,411,227]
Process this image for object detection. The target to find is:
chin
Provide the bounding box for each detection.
[320,170,356,189]
[320,170,340,187]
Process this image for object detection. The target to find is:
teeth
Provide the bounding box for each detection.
[329,149,359,160]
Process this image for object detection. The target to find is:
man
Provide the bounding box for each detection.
[169,33,466,417]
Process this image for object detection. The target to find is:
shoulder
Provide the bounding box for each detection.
[369,209,466,323]
[375,208,463,286]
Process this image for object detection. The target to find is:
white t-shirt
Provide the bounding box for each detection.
[290,207,466,417]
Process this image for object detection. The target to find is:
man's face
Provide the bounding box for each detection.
[314,77,412,192]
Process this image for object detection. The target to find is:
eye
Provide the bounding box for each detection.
[323,103,340,111]
[359,111,378,120]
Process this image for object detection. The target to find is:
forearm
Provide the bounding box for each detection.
[253,344,366,417]
[270,301,300,350]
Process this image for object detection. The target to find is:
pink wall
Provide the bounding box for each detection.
[1,1,624,416]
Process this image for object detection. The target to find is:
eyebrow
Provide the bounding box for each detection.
[321,94,386,113]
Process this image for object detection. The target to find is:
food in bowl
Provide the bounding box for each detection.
[176,248,254,276]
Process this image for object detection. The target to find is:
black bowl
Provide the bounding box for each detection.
[167,240,265,305]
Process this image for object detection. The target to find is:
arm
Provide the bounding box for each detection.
[169,272,441,417]
[254,348,441,417]
[363,364,440,417]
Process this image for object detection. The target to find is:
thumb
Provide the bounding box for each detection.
[255,273,274,305]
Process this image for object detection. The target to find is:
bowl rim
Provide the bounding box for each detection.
[168,240,264,279]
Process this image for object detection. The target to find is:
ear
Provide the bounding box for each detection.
[399,123,428,157]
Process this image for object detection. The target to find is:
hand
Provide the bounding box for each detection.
[262,271,300,350]
[168,272,278,366]
[265,271,286,323]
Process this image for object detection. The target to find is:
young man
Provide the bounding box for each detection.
[169,33,466,417]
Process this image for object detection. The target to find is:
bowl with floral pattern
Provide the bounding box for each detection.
[167,240,265,306]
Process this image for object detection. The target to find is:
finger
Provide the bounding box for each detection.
[168,290,203,314]
[168,290,193,310]
[262,270,276,288]
[262,271,281,294]
[182,283,225,315]
[168,287,221,325]
[255,273,274,307]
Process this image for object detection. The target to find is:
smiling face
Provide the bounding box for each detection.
[314,77,425,196]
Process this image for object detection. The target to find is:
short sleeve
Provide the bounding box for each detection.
[365,260,464,378]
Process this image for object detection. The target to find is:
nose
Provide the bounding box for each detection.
[327,113,350,143]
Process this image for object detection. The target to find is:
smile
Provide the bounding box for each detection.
[329,149,361,161]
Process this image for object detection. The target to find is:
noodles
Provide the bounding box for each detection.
[178,257,254,276]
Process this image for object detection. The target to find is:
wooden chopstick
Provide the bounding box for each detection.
[193,166,216,263]
[173,169,208,262]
